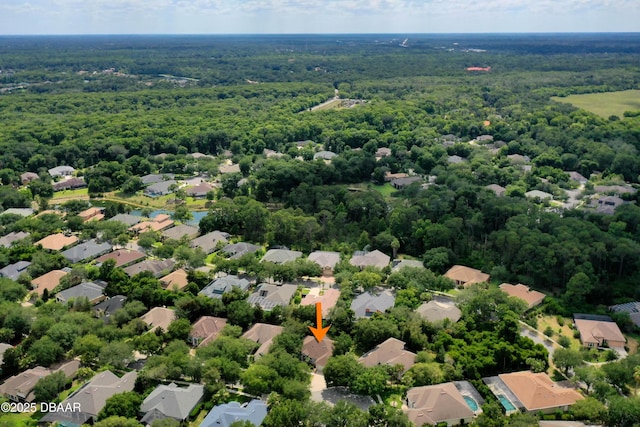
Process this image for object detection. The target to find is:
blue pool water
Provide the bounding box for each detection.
[463,396,479,411]
[498,394,516,411]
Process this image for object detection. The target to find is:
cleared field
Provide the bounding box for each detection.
[552,90,640,118]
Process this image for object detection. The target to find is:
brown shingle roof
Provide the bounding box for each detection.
[140,307,176,333]
[574,318,626,347]
[31,270,68,296]
[359,338,416,373]
[36,233,79,251]
[300,289,340,317]
[241,323,284,358]
[160,269,189,291]
[302,336,334,368]
[499,283,545,309]
[405,382,475,426]
[444,265,490,287]
[499,371,583,412]
[95,249,146,268]
[190,316,228,347]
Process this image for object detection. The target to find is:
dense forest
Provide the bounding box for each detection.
[0,34,640,427]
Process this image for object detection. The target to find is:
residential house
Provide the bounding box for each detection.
[566,171,588,184]
[191,230,230,254]
[573,314,626,349]
[444,265,490,288]
[525,190,553,200]
[78,207,104,222]
[610,301,640,328]
[162,224,199,241]
[160,269,189,291]
[416,300,462,323]
[186,182,215,198]
[144,180,177,197]
[200,400,268,427]
[360,338,416,373]
[0,360,79,403]
[95,249,146,268]
[404,382,478,426]
[48,165,75,177]
[124,259,176,277]
[61,239,111,263]
[140,173,175,186]
[39,370,137,426]
[219,163,241,174]
[486,184,506,197]
[140,307,176,333]
[0,208,34,217]
[189,316,228,347]
[300,288,340,317]
[391,176,422,190]
[351,290,395,318]
[594,185,637,195]
[108,213,141,226]
[222,242,261,259]
[375,147,391,158]
[241,323,284,358]
[188,152,214,160]
[302,336,334,371]
[247,283,298,310]
[384,172,409,182]
[314,151,337,161]
[140,383,204,425]
[56,281,106,305]
[308,251,341,276]
[0,261,31,281]
[488,371,583,414]
[200,275,250,299]
[261,249,303,264]
[52,177,86,191]
[392,259,424,271]
[594,195,625,215]
[349,250,390,270]
[93,295,127,321]
[476,134,494,142]
[499,283,545,309]
[20,172,39,184]
[31,269,68,296]
[128,214,174,233]
[0,231,29,248]
[447,155,465,164]
[36,233,78,251]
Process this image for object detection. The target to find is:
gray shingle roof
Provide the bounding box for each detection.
[61,239,112,263]
[140,383,204,422]
[124,259,176,277]
[162,224,199,241]
[0,261,31,280]
[351,290,395,318]
[222,242,261,259]
[201,400,267,427]
[108,214,141,226]
[247,283,297,310]
[200,275,250,299]
[0,232,30,248]
[261,249,303,264]
[191,231,230,254]
[56,282,105,304]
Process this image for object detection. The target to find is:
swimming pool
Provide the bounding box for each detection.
[463,396,479,411]
[497,394,516,412]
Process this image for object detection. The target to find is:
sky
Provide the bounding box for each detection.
[1,0,639,35]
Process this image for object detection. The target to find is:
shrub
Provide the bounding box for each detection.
[544,326,554,337]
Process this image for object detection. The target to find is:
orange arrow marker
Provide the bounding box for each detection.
[308,301,330,343]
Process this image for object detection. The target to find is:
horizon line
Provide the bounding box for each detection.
[1,31,640,37]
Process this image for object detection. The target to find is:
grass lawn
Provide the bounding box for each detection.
[372,183,397,198]
[537,315,581,350]
[310,98,343,111]
[51,187,89,201]
[552,89,640,118]
[0,412,39,426]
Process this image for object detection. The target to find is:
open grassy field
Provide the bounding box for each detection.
[552,89,640,118]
